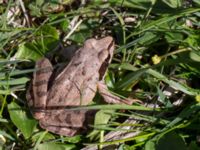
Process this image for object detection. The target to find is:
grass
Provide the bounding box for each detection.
[0,0,200,149]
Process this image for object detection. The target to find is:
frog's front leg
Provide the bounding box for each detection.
[97,81,139,105]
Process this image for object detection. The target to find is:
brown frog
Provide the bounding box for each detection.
[26,36,132,136]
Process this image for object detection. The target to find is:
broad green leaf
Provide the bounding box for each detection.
[156,131,187,150]
[94,110,114,130]
[145,140,156,150]
[165,32,184,44]
[8,102,37,139]
[28,3,42,17]
[69,21,96,43]
[37,143,76,150]
[190,52,200,62]
[138,32,160,46]
[69,31,91,43]
[0,90,11,95]
[15,42,42,61]
[59,19,70,32]
[15,25,59,61]
[36,0,45,6]
[184,31,200,50]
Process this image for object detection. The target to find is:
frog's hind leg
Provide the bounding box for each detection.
[39,109,95,136]
[31,58,53,119]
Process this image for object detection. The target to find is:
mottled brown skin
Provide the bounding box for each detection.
[26,36,132,136]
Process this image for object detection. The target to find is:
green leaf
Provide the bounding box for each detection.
[156,131,187,150]
[188,141,200,150]
[37,143,76,150]
[61,135,82,143]
[184,31,200,49]
[193,0,200,5]
[131,8,200,36]
[138,32,160,46]
[162,0,182,8]
[15,42,43,60]
[0,60,22,66]
[8,102,37,139]
[117,63,200,95]
[165,32,184,44]
[88,110,114,139]
[0,30,21,50]
[33,25,59,53]
[0,77,29,86]
[69,22,94,43]
[145,140,156,150]
[31,131,55,142]
[15,25,59,61]
[162,103,200,131]
[28,3,42,17]
[60,19,70,32]
[189,51,200,62]
[36,0,45,6]
[94,110,114,129]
